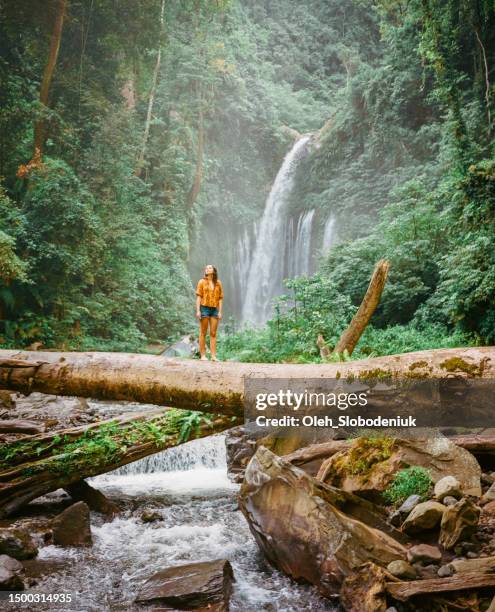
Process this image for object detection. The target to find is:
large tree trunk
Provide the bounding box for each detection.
[0,408,232,518]
[0,347,493,417]
[17,0,67,177]
[333,259,390,357]
[186,107,204,210]
[134,0,165,177]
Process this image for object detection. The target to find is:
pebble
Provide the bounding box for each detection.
[437,564,454,577]
[443,496,458,507]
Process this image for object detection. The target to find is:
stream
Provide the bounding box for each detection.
[19,431,337,611]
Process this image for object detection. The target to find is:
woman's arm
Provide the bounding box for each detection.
[217,298,223,319]
[195,295,201,319]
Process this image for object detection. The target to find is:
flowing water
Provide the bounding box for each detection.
[321,216,336,254]
[286,209,315,278]
[242,136,312,325]
[24,433,336,611]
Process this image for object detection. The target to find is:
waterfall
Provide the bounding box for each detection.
[322,216,336,253]
[242,136,311,324]
[109,435,226,475]
[287,209,315,277]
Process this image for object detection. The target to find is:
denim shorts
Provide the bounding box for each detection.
[200,305,219,318]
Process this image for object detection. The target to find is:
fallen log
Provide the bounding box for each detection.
[283,441,352,466]
[386,572,495,601]
[0,420,44,435]
[0,347,493,417]
[0,409,233,518]
[450,434,495,455]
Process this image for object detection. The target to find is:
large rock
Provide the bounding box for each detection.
[239,447,406,596]
[0,528,38,560]
[0,554,24,591]
[65,480,119,516]
[439,498,480,550]
[387,560,417,580]
[135,559,234,610]
[434,476,462,501]
[52,501,92,547]
[407,544,442,564]
[320,437,481,501]
[401,501,446,535]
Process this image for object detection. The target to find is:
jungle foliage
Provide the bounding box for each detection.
[0,0,493,356]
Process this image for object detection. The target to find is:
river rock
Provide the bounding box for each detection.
[320,437,481,501]
[407,544,442,564]
[387,560,417,579]
[434,476,462,501]
[52,501,92,547]
[141,508,162,523]
[135,559,234,610]
[65,480,119,516]
[239,447,406,596]
[0,554,24,590]
[401,501,446,535]
[437,564,454,577]
[439,498,480,550]
[443,495,458,507]
[160,334,198,358]
[0,528,38,560]
[390,494,422,526]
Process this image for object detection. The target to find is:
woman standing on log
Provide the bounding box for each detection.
[196,264,223,361]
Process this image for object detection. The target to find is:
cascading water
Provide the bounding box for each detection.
[242,136,311,324]
[29,418,335,612]
[322,215,336,253]
[287,209,315,278]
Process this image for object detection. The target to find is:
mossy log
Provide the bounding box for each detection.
[0,409,233,518]
[0,347,493,417]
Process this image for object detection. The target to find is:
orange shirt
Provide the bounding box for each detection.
[196,278,224,308]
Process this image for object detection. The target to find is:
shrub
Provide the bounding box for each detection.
[383,466,433,505]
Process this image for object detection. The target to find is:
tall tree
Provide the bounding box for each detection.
[17,0,67,177]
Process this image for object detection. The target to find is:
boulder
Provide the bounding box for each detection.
[320,437,481,502]
[387,560,417,580]
[0,554,24,591]
[407,544,442,565]
[0,528,38,560]
[135,559,234,610]
[401,501,446,535]
[439,498,480,550]
[239,447,406,596]
[52,501,92,547]
[65,480,119,516]
[160,335,198,358]
[434,476,462,501]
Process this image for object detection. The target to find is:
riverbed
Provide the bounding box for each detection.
[13,434,336,611]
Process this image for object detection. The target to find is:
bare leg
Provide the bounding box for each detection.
[210,316,219,360]
[199,317,209,359]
